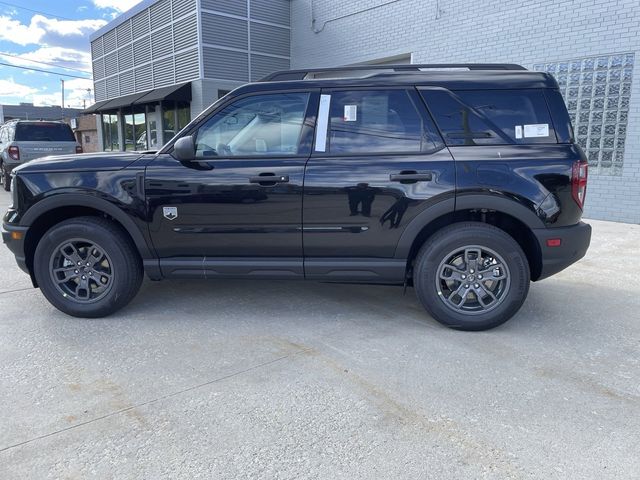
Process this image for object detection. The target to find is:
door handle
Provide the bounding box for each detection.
[249,173,290,185]
[389,171,433,183]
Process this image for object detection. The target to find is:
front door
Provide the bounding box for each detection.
[145,91,317,276]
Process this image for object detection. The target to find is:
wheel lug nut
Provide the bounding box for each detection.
[461,274,466,279]
[464,284,469,288]
[474,283,479,288]
[470,269,475,273]
[478,274,483,279]
[86,263,90,266]
[77,262,82,266]
[74,270,79,274]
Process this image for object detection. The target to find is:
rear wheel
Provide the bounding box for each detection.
[34,217,143,318]
[413,222,530,331]
[0,162,9,192]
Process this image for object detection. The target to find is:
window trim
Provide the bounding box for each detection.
[311,86,445,158]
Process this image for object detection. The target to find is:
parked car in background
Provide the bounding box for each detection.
[0,120,81,191]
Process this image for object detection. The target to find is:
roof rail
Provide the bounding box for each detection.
[260,63,527,82]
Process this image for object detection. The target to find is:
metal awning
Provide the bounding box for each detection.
[97,91,148,111]
[82,82,192,114]
[83,100,110,114]
[133,82,192,104]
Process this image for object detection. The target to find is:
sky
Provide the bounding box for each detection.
[0,0,143,108]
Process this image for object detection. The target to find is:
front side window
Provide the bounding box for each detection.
[421,89,556,145]
[194,92,310,158]
[325,89,441,154]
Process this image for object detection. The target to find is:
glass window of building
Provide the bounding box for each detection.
[101,113,120,151]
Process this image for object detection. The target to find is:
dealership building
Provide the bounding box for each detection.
[88,0,640,223]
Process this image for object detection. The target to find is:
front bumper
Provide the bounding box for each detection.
[1,222,29,274]
[532,221,592,280]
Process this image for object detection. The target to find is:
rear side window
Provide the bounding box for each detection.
[326,89,443,154]
[15,123,75,142]
[420,89,556,145]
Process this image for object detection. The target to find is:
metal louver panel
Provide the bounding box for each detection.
[106,76,119,99]
[175,49,199,83]
[202,13,247,49]
[172,0,196,19]
[250,23,289,57]
[203,47,248,81]
[91,38,103,59]
[150,0,171,30]
[135,64,153,92]
[132,10,150,38]
[104,52,118,77]
[153,57,174,87]
[116,21,132,47]
[119,70,135,95]
[250,0,290,26]
[103,29,117,53]
[250,54,289,82]
[92,58,105,80]
[152,25,173,59]
[133,36,151,64]
[94,80,106,101]
[173,14,197,52]
[118,45,133,71]
[200,0,247,17]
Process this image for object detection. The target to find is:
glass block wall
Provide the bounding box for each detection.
[533,53,634,176]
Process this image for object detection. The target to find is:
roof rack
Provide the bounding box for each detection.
[260,63,527,82]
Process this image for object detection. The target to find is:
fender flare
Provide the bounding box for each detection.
[21,193,154,259]
[394,194,544,259]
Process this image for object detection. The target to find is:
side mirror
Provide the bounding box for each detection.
[173,135,195,161]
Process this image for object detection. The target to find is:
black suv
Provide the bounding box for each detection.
[1,64,591,330]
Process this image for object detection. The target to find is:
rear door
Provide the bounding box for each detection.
[14,122,77,161]
[302,87,455,281]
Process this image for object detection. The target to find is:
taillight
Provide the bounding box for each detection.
[571,160,588,209]
[8,146,19,161]
[76,145,83,154]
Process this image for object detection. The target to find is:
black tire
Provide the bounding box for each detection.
[413,222,530,331]
[0,162,9,192]
[33,216,143,318]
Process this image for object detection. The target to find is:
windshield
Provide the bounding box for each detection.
[15,123,75,142]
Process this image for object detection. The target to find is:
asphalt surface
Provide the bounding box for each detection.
[0,188,639,480]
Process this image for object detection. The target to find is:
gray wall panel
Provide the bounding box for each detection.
[175,49,200,83]
[153,57,175,87]
[132,10,150,37]
[133,36,151,64]
[202,12,247,49]
[116,21,132,46]
[200,0,247,17]
[250,22,289,57]
[150,0,171,30]
[104,52,118,77]
[92,58,105,80]
[152,25,173,58]
[91,38,103,58]
[135,64,153,92]
[250,54,289,81]
[251,0,290,26]
[106,76,119,99]
[118,45,133,71]
[103,29,117,54]
[172,0,196,19]
[203,47,248,81]
[173,14,198,51]
[119,70,135,95]
[94,79,106,102]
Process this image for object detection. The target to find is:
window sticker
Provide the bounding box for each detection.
[344,105,357,122]
[515,125,523,139]
[523,123,549,137]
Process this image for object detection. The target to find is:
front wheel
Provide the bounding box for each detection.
[33,217,143,318]
[413,222,530,331]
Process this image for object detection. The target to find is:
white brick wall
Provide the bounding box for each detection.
[291,0,640,223]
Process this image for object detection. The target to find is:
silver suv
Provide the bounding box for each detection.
[0,120,81,191]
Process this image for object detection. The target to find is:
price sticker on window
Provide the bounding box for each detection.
[344,105,357,122]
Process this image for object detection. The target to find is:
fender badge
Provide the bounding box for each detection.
[163,206,178,220]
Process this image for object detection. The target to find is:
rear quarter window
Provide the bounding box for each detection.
[420,89,557,146]
[15,123,75,142]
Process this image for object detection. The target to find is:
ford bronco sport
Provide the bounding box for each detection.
[1,64,591,330]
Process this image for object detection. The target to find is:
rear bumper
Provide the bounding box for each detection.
[532,221,591,280]
[1,222,29,274]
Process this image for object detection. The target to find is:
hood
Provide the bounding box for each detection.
[13,152,145,174]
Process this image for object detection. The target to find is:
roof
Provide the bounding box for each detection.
[237,70,558,93]
[1,104,84,121]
